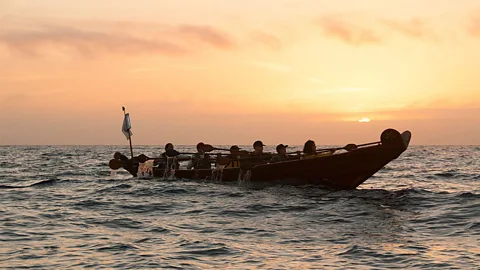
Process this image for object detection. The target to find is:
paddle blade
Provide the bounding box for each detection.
[109,159,125,170]
[203,144,215,152]
[345,144,358,151]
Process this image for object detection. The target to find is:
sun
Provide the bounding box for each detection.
[359,118,371,123]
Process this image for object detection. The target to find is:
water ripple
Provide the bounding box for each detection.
[0,145,479,269]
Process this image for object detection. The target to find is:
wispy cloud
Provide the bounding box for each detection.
[249,31,282,50]
[178,24,234,49]
[381,17,437,40]
[315,15,444,45]
[315,16,382,46]
[468,11,480,37]
[0,20,237,57]
[0,24,187,57]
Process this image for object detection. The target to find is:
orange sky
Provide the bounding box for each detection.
[1,0,479,145]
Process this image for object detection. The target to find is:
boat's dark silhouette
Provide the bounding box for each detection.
[110,129,411,190]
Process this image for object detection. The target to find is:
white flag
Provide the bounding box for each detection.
[122,113,133,140]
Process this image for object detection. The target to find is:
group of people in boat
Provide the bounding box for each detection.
[151,139,335,170]
[112,139,335,174]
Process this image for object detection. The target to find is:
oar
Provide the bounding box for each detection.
[316,143,358,153]
[357,141,381,147]
[213,153,277,166]
[109,159,126,170]
[109,153,227,170]
[202,144,230,152]
[315,141,381,153]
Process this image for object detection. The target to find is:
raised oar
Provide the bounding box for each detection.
[356,141,381,148]
[315,141,381,153]
[202,144,230,152]
[315,143,358,153]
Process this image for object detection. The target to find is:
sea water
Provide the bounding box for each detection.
[0,145,478,269]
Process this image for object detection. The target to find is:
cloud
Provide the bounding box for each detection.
[315,16,382,45]
[315,15,443,45]
[381,18,437,40]
[0,20,237,57]
[0,24,187,57]
[249,31,282,50]
[468,11,480,37]
[177,24,234,49]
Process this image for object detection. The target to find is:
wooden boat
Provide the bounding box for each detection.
[111,128,411,190]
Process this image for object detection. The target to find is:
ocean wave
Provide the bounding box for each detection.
[119,203,175,214]
[96,183,132,193]
[456,192,479,198]
[0,179,57,189]
[73,199,112,208]
[89,217,143,229]
[97,243,139,252]
[175,246,234,256]
[434,172,456,178]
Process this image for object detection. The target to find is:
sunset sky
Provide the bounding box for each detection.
[1,0,479,145]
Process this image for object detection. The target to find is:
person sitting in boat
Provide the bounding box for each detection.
[302,140,335,159]
[250,140,271,164]
[251,140,266,156]
[270,144,289,162]
[111,151,136,174]
[303,140,316,157]
[158,143,180,169]
[224,145,241,168]
[187,142,212,170]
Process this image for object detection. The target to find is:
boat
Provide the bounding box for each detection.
[109,128,411,190]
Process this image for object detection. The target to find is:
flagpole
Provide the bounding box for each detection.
[122,106,134,159]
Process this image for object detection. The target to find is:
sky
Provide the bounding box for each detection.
[1,0,479,145]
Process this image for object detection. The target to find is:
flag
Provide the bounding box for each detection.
[122,113,133,140]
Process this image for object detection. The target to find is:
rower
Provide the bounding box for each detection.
[159,143,180,169]
[112,151,135,174]
[251,140,265,156]
[163,143,180,157]
[271,144,289,162]
[187,142,212,170]
[224,145,242,168]
[249,140,271,164]
[302,140,335,159]
[303,140,316,157]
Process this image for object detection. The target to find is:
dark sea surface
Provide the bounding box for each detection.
[0,145,479,269]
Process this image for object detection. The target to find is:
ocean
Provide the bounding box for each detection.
[0,145,479,269]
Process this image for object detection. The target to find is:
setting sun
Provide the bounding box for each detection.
[359,118,371,123]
